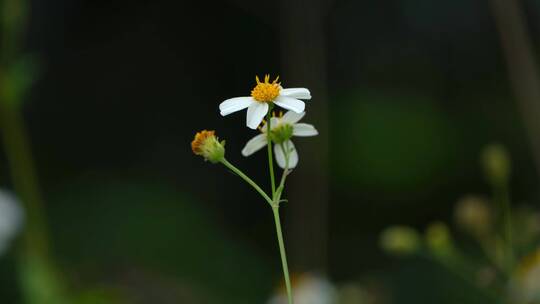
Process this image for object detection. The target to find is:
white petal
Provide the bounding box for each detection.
[280,88,311,100]
[274,140,298,169]
[286,141,299,168]
[274,96,305,113]
[241,134,267,156]
[282,111,305,124]
[246,102,269,129]
[293,123,319,137]
[219,97,253,116]
[274,143,286,169]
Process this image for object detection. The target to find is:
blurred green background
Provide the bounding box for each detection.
[1,0,539,303]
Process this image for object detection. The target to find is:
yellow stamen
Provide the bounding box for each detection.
[258,119,267,131]
[251,74,281,103]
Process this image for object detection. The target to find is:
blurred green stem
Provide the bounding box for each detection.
[1,1,70,303]
[1,0,50,258]
[0,104,50,256]
[494,180,514,274]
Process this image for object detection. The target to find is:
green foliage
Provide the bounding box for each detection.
[48,178,272,303]
[17,255,69,304]
[1,56,38,108]
[332,90,460,198]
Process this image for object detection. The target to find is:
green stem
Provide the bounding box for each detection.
[220,159,272,205]
[272,206,294,304]
[272,142,293,303]
[275,143,290,203]
[266,110,276,196]
[263,112,293,303]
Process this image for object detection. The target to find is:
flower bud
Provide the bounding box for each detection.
[379,226,420,256]
[425,222,452,254]
[481,144,511,185]
[191,130,225,163]
[454,195,492,238]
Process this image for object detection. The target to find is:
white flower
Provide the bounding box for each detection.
[0,189,24,256]
[510,248,540,303]
[219,75,311,129]
[267,273,337,304]
[241,111,318,169]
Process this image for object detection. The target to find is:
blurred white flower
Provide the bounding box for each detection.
[0,189,24,255]
[219,75,311,129]
[510,248,540,303]
[241,111,318,169]
[454,195,492,239]
[267,273,337,304]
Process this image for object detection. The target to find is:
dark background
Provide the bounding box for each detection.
[1,0,539,303]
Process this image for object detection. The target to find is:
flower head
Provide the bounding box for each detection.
[241,111,318,169]
[251,75,281,103]
[379,225,420,256]
[425,221,453,256]
[481,143,511,185]
[191,130,225,163]
[454,195,492,238]
[219,74,311,129]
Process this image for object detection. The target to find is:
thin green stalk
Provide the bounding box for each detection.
[1,0,48,255]
[266,110,276,196]
[0,104,49,256]
[271,142,293,303]
[263,113,294,303]
[495,181,514,274]
[220,158,273,205]
[275,143,290,203]
[272,206,294,304]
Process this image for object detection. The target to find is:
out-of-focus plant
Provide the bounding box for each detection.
[267,273,336,304]
[379,226,420,256]
[192,75,317,304]
[0,189,23,255]
[265,272,386,304]
[0,0,71,303]
[380,143,540,304]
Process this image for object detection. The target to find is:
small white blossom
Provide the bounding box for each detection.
[510,248,540,303]
[267,273,337,304]
[0,189,24,256]
[242,111,318,169]
[219,75,311,129]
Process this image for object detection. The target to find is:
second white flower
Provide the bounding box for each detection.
[241,111,318,169]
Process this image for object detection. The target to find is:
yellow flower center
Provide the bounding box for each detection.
[251,74,281,103]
